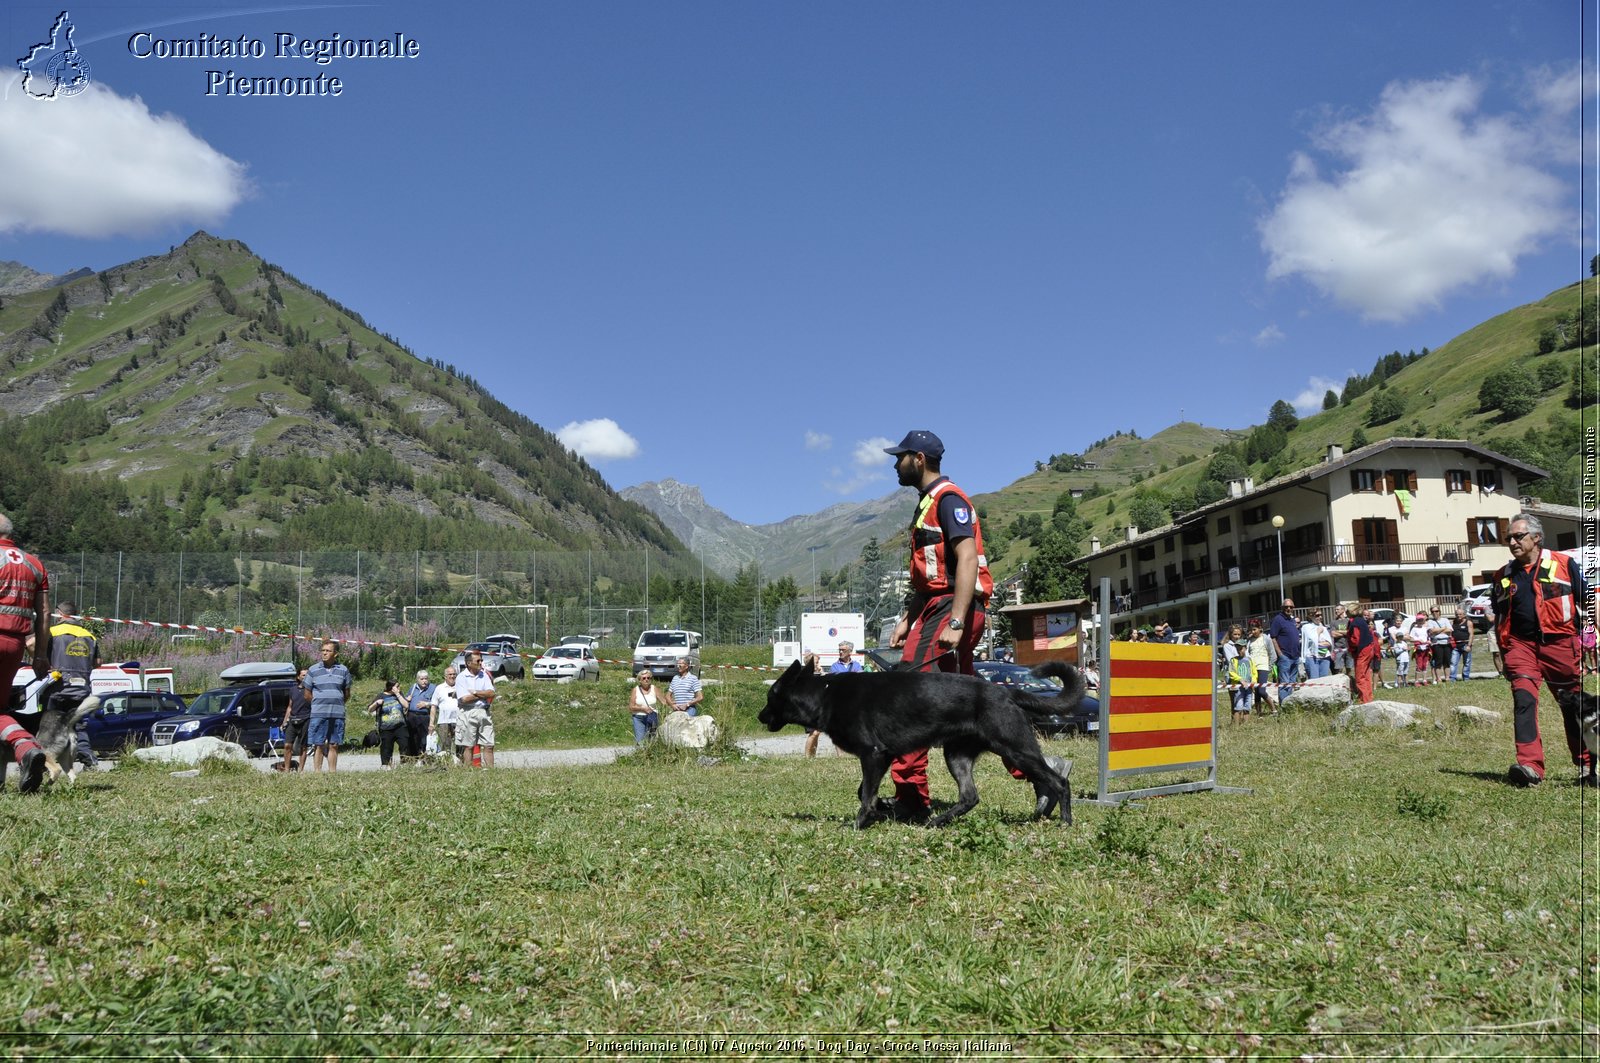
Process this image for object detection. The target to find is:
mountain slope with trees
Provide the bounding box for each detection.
[0,233,682,560]
[973,278,1594,603]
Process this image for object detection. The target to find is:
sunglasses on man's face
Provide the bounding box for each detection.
[1508,532,1532,543]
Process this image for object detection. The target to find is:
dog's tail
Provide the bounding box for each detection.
[1014,661,1087,715]
[67,694,101,729]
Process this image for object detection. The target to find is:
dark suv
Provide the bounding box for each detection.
[152,663,298,757]
[83,690,189,755]
[973,661,1101,737]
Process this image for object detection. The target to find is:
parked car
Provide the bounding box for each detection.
[449,637,527,679]
[632,629,701,678]
[151,662,298,757]
[531,645,601,682]
[83,689,189,755]
[973,661,1100,736]
[558,635,600,650]
[1460,584,1493,631]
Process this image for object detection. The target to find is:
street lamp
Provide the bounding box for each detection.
[1271,515,1286,604]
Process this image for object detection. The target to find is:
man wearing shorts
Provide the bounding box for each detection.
[455,651,496,768]
[304,640,352,773]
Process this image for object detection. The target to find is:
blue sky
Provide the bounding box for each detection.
[0,1,1588,524]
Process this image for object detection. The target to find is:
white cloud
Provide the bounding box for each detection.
[1260,74,1567,322]
[0,82,247,237]
[556,418,639,461]
[804,430,832,451]
[1254,324,1285,346]
[824,436,896,494]
[1291,376,1343,416]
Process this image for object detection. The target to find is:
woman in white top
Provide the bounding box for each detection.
[429,665,461,758]
[629,669,664,745]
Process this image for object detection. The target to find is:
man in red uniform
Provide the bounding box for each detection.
[1492,512,1594,787]
[882,430,1065,820]
[0,513,52,793]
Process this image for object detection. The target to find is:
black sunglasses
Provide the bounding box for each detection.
[1508,532,1532,543]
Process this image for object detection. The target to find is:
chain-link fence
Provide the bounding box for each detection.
[38,548,814,652]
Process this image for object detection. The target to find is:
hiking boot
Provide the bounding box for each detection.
[1578,764,1597,788]
[1507,763,1542,788]
[874,797,929,824]
[17,750,45,794]
[1045,755,1073,782]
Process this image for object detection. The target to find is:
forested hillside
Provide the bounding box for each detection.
[0,233,681,559]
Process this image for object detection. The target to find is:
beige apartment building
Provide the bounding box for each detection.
[1074,438,1553,631]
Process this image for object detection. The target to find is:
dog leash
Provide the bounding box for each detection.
[897,647,957,673]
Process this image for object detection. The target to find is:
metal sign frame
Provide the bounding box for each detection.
[1083,578,1252,807]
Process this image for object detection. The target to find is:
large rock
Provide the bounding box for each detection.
[131,736,250,766]
[658,711,720,750]
[1284,674,1351,712]
[1333,700,1432,730]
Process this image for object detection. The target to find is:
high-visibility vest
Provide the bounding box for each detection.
[48,621,97,684]
[1495,550,1580,642]
[908,479,993,602]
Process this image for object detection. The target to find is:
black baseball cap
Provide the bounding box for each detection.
[884,430,945,460]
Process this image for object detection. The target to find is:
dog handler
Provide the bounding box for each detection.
[0,512,52,793]
[883,431,1067,819]
[1493,513,1594,787]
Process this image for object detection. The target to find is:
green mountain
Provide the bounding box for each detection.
[0,232,682,559]
[979,280,1594,585]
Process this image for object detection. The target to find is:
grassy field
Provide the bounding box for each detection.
[0,673,1595,1060]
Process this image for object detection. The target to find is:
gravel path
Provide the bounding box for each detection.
[247,731,836,773]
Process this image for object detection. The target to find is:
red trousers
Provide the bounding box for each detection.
[0,632,25,716]
[1502,634,1588,780]
[1353,645,1376,703]
[891,595,985,808]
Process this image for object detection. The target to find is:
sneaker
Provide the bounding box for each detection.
[17,749,45,794]
[1507,763,1542,788]
[1578,770,1597,788]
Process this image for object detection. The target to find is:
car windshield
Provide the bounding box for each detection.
[464,643,500,654]
[185,689,232,715]
[975,663,1062,694]
[639,632,687,648]
[548,647,582,659]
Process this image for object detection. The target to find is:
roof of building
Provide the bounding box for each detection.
[1071,437,1550,566]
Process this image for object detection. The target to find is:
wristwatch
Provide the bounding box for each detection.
[947,618,964,631]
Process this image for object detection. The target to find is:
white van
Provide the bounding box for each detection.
[632,630,702,678]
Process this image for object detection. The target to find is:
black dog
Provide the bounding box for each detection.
[759,657,1085,829]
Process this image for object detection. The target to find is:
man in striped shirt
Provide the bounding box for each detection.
[668,657,702,717]
[304,640,352,773]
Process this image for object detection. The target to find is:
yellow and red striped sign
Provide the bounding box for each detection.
[1106,643,1214,772]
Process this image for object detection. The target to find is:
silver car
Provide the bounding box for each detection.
[450,639,526,679]
[531,645,601,682]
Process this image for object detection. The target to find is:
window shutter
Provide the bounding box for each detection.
[1406,471,1418,492]
[1496,517,1508,543]
[1466,518,1478,544]
[1384,519,1400,562]
[1352,519,1367,561]
[1461,470,1472,491]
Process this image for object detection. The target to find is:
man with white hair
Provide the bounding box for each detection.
[404,669,435,760]
[1493,512,1593,787]
[0,512,51,792]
